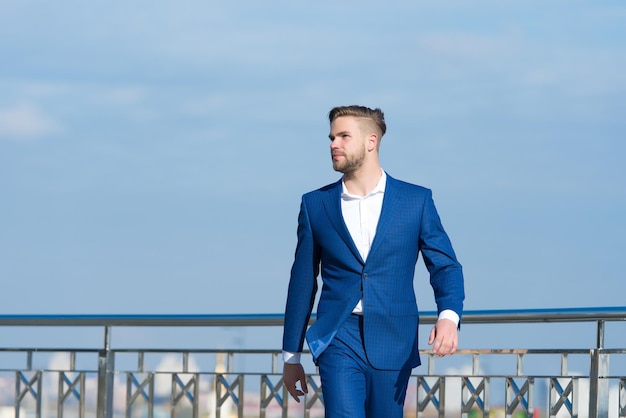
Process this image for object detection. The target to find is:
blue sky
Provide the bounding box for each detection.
[1,1,625,322]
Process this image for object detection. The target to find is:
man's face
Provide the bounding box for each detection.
[329,116,367,174]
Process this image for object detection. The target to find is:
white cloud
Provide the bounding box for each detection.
[416,32,517,60]
[48,352,72,370]
[0,102,62,140]
[101,87,145,105]
[22,82,69,98]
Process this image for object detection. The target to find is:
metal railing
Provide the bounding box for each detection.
[0,307,624,418]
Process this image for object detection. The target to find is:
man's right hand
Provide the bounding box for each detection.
[283,362,308,402]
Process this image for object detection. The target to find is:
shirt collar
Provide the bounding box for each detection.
[341,169,387,199]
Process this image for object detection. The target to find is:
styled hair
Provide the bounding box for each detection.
[328,105,387,138]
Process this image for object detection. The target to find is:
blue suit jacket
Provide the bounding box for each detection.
[282,174,464,370]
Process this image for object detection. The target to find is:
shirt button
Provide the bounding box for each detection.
[363,273,368,279]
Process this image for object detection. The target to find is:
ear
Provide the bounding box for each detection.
[367,133,379,152]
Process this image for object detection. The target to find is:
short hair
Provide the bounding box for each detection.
[328,105,387,138]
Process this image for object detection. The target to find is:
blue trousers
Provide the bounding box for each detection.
[316,315,412,418]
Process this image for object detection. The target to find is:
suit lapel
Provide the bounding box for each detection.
[368,175,401,259]
[322,180,364,264]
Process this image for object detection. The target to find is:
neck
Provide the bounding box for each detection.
[343,165,382,197]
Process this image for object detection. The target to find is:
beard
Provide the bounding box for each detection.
[332,147,366,174]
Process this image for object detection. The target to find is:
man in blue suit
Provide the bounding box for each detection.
[282,105,465,417]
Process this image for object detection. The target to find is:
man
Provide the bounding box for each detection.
[282,105,465,417]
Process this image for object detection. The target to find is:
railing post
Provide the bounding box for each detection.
[589,320,609,418]
[97,325,115,418]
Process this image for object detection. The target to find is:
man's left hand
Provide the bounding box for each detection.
[428,318,458,357]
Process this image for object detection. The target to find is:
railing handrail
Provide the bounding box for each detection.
[0,306,624,326]
[1,306,624,417]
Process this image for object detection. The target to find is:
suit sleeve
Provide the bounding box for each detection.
[418,190,465,321]
[282,197,320,353]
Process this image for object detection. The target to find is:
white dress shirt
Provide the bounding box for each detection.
[283,170,458,364]
[341,170,386,314]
